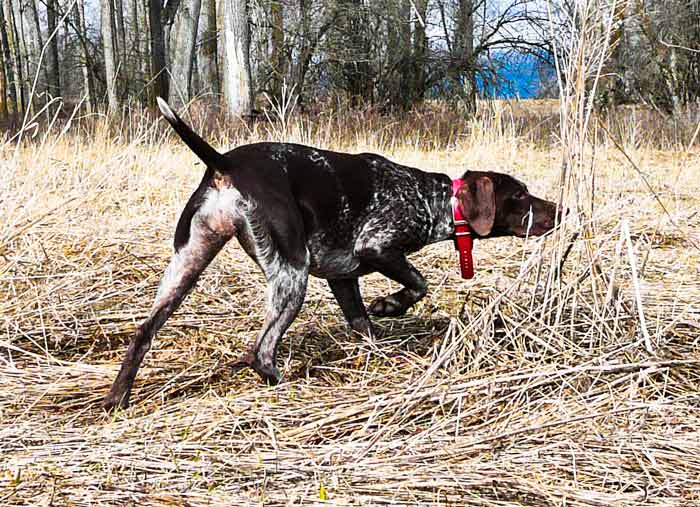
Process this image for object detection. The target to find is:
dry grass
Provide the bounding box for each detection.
[1,100,699,506]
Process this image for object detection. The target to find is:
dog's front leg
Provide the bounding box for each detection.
[356,251,428,317]
[328,278,374,337]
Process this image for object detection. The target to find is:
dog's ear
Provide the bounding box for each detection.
[457,176,495,236]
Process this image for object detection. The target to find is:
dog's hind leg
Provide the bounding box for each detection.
[229,194,310,385]
[103,190,236,411]
[237,255,309,385]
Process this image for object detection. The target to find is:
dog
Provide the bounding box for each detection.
[102,98,562,411]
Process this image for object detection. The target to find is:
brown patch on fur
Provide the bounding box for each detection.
[205,211,237,237]
[212,172,231,190]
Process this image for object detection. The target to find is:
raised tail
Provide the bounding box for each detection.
[156,97,225,168]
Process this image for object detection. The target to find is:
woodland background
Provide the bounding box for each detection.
[1,0,699,121]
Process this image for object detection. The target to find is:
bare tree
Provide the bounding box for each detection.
[197,0,219,97]
[100,0,119,110]
[128,0,141,95]
[376,0,413,109]
[576,0,700,110]
[46,0,61,97]
[451,0,476,110]
[149,0,168,102]
[20,0,46,104]
[0,0,17,115]
[74,0,95,110]
[114,0,127,90]
[169,0,202,106]
[333,0,373,104]
[0,0,693,115]
[411,0,428,102]
[3,0,24,113]
[287,1,340,104]
[268,0,284,100]
[221,0,252,116]
[0,10,6,119]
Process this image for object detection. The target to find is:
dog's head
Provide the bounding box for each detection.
[455,171,563,238]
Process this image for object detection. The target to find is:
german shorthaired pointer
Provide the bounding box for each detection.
[102,98,561,411]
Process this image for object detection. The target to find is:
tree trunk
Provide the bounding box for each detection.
[399,0,410,51]
[221,0,252,116]
[14,0,30,106]
[216,0,224,87]
[63,7,71,96]
[23,0,46,100]
[454,0,475,111]
[290,0,336,105]
[163,0,180,62]
[269,0,284,100]
[101,0,119,110]
[75,0,95,111]
[0,20,7,119]
[46,0,61,97]
[290,0,309,96]
[0,0,17,115]
[168,0,201,106]
[198,0,219,97]
[3,0,23,113]
[382,0,411,109]
[130,0,140,92]
[622,0,642,100]
[141,0,150,87]
[666,44,681,112]
[340,0,372,105]
[411,0,428,103]
[114,0,127,90]
[149,0,168,102]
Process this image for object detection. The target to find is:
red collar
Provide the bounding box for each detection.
[451,179,474,279]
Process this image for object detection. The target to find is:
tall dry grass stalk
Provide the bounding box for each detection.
[538,0,622,345]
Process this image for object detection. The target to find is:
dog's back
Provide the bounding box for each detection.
[222,143,452,257]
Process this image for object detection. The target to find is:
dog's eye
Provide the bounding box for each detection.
[514,190,528,200]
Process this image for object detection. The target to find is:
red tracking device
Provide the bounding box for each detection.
[451,179,474,279]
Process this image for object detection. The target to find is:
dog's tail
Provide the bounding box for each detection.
[156,97,225,168]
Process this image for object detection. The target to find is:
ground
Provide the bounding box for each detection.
[1,104,699,506]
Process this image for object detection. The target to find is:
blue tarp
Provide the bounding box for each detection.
[476,52,554,99]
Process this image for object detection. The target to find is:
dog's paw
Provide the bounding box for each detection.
[259,366,282,386]
[350,317,375,338]
[233,351,283,386]
[102,391,129,413]
[251,362,282,386]
[368,295,406,317]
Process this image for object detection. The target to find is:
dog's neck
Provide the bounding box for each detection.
[426,174,461,244]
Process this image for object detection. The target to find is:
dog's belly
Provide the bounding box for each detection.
[307,246,366,278]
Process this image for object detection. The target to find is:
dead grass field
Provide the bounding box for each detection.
[1,102,700,506]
